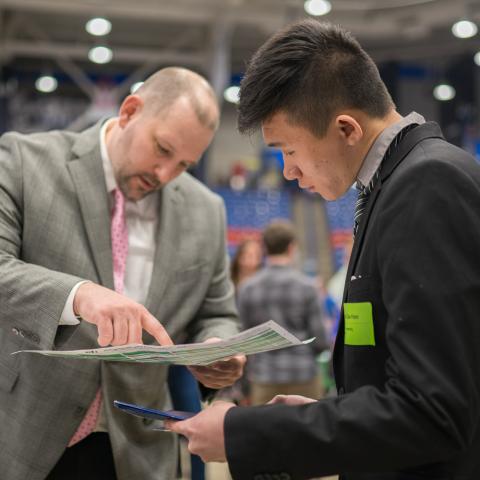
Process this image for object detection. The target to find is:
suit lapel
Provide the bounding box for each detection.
[67,123,114,289]
[333,122,445,385]
[345,121,444,297]
[144,179,184,316]
[380,122,443,182]
[345,183,382,288]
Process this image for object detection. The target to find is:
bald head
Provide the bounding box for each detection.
[135,67,219,131]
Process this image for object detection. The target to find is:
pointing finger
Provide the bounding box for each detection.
[141,312,173,345]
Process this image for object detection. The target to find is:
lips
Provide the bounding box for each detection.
[139,175,155,190]
[299,183,315,192]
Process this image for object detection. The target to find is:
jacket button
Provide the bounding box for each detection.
[12,327,23,337]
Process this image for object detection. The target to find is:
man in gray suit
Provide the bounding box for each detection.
[0,67,245,480]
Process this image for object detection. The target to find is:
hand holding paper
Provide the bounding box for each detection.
[187,337,246,388]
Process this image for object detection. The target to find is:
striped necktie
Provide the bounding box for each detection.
[353,123,417,236]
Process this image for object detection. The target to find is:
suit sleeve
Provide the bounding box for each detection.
[0,134,85,350]
[186,196,240,343]
[224,151,480,479]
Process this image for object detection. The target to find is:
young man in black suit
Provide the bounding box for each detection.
[167,20,480,480]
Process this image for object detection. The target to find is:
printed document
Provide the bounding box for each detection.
[15,320,314,365]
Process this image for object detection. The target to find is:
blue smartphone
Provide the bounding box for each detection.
[113,400,196,421]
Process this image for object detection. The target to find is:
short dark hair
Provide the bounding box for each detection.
[263,221,296,255]
[238,20,394,137]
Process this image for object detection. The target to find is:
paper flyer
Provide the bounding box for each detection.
[15,320,314,366]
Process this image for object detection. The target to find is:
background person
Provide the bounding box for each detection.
[167,20,480,480]
[0,67,245,480]
[238,220,327,405]
[219,238,263,406]
[230,238,263,289]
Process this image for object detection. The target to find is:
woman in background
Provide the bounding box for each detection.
[230,238,263,289]
[225,238,263,406]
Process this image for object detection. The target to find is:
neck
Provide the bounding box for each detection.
[267,254,291,266]
[362,109,403,157]
[351,109,403,179]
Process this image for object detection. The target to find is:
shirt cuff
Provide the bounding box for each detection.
[59,281,89,325]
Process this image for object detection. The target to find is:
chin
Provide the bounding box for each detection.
[124,186,143,202]
[315,188,335,201]
[322,183,352,201]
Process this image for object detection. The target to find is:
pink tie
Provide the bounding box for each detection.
[68,187,128,447]
[111,188,129,295]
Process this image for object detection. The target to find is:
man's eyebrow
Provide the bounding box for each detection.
[267,141,284,148]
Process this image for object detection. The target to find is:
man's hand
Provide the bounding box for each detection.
[267,394,317,406]
[187,337,246,389]
[73,282,173,346]
[165,401,235,462]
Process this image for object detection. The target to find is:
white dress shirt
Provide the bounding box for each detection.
[60,119,159,324]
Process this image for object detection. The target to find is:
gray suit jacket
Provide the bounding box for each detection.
[0,122,239,480]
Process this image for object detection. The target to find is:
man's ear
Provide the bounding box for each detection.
[287,241,297,258]
[118,95,143,128]
[335,114,363,146]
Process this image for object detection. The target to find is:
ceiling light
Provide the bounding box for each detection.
[35,75,57,93]
[88,46,113,64]
[433,84,456,101]
[474,52,480,66]
[86,17,112,36]
[130,82,144,94]
[304,0,332,16]
[224,85,240,104]
[451,20,477,39]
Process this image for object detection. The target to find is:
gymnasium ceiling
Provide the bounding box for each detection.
[1,0,479,98]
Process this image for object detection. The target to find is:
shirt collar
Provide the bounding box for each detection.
[356,111,425,188]
[100,117,118,194]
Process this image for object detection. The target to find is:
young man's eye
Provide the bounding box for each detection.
[178,162,191,171]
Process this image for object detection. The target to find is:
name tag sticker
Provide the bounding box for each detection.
[344,302,375,346]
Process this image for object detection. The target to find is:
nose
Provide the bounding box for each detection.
[154,164,174,184]
[283,164,302,181]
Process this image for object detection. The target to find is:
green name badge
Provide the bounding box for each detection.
[344,302,375,346]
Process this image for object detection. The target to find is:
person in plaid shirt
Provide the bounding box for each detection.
[237,220,328,405]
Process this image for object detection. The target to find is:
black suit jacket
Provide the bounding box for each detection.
[224,122,480,480]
